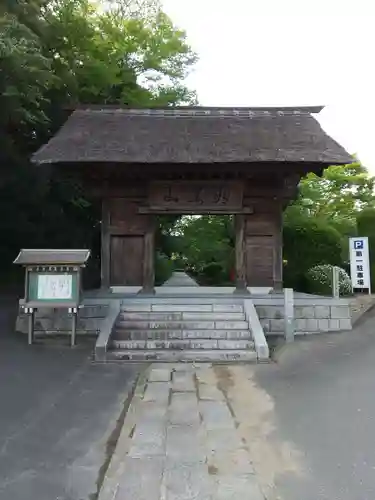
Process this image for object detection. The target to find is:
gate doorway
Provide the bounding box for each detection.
[155,215,236,287]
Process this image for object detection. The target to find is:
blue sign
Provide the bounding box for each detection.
[354,240,364,250]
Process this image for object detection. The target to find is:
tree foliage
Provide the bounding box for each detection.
[173,216,234,285]
[283,215,343,290]
[0,0,197,283]
[286,161,375,223]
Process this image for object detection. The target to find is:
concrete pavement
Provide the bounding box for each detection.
[254,307,375,500]
[0,298,140,500]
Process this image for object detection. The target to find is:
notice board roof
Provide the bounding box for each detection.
[13,249,91,265]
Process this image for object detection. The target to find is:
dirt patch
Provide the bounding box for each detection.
[208,464,219,475]
[214,365,305,500]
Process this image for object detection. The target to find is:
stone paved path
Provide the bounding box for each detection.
[99,363,265,500]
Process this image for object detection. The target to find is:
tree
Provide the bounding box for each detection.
[286,160,375,224]
[173,216,234,285]
[283,214,343,291]
[0,0,197,282]
[285,160,375,268]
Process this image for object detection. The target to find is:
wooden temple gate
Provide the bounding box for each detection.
[100,175,288,293]
[32,106,352,294]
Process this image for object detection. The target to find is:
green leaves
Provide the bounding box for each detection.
[0,0,198,280]
[287,160,375,224]
[0,13,52,127]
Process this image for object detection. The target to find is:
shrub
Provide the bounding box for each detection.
[155,252,174,285]
[283,215,343,291]
[306,264,352,296]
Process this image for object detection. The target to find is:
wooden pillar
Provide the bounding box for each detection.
[234,214,248,293]
[273,205,283,292]
[140,217,155,294]
[101,198,110,289]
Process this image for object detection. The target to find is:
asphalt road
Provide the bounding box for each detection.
[0,298,140,500]
[255,307,375,500]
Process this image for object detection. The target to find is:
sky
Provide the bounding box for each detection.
[162,0,375,171]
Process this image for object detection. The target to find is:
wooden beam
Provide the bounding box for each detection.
[138,207,254,215]
[273,205,283,292]
[140,219,155,294]
[101,199,111,289]
[234,214,248,293]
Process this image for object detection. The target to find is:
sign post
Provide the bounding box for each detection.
[14,249,90,345]
[349,237,371,294]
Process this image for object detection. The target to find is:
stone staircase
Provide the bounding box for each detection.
[107,300,257,362]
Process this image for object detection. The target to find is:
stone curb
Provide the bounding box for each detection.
[243,299,269,361]
[97,366,151,500]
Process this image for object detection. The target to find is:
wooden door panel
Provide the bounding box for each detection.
[246,236,274,286]
[110,236,144,286]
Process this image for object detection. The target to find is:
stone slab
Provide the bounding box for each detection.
[205,429,244,452]
[169,392,200,425]
[149,368,172,382]
[121,312,182,321]
[161,460,213,500]
[295,306,315,319]
[317,319,330,332]
[339,318,352,330]
[212,304,244,312]
[143,382,170,403]
[328,319,340,330]
[315,306,330,319]
[199,401,235,430]
[182,312,245,321]
[172,372,196,392]
[207,449,255,475]
[214,321,248,330]
[213,475,265,500]
[107,349,258,363]
[217,339,254,350]
[331,306,351,319]
[152,304,212,312]
[138,401,168,423]
[115,457,164,500]
[121,303,152,312]
[198,384,225,401]
[166,424,206,462]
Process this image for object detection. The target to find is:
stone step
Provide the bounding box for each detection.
[118,312,246,321]
[113,329,252,341]
[111,339,255,350]
[120,303,244,313]
[106,349,258,363]
[115,320,249,330]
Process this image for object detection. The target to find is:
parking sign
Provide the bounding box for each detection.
[349,237,371,292]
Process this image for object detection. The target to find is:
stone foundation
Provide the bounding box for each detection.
[254,295,352,336]
[15,292,353,338]
[15,300,109,335]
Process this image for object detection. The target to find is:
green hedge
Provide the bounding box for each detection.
[283,215,343,292]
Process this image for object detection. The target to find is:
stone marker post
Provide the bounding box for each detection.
[332,266,340,299]
[284,287,294,343]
